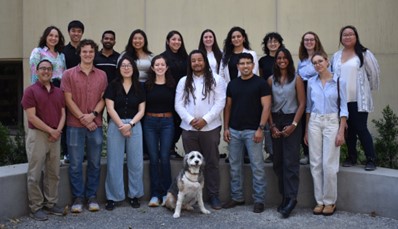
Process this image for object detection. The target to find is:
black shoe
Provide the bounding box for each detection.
[342,159,356,167]
[220,154,227,159]
[365,160,376,171]
[253,202,265,213]
[222,199,245,209]
[130,198,140,208]
[280,199,297,218]
[209,196,222,210]
[105,200,115,211]
[277,197,288,213]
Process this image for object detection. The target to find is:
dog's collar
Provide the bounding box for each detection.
[184,173,199,183]
[187,170,200,176]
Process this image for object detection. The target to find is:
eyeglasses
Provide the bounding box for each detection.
[121,64,132,69]
[304,38,315,42]
[38,67,53,72]
[312,59,324,66]
[267,40,279,45]
[342,33,355,37]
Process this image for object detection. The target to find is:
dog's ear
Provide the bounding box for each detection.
[183,153,189,170]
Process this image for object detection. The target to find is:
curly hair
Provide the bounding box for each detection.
[221,26,251,67]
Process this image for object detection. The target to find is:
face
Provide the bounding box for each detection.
[267,38,280,53]
[37,61,53,83]
[341,28,357,48]
[185,151,203,168]
[132,33,145,50]
[101,33,115,50]
[312,55,329,74]
[79,45,95,65]
[202,32,214,49]
[237,58,254,77]
[231,31,245,48]
[167,34,182,53]
[69,27,83,43]
[276,51,289,70]
[151,58,168,76]
[46,29,59,48]
[190,53,205,75]
[303,33,316,51]
[120,59,133,78]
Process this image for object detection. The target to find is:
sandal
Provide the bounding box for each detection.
[105,200,115,211]
[130,197,140,208]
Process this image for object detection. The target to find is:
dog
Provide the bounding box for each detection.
[163,151,210,218]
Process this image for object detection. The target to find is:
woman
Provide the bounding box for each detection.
[160,30,188,159]
[259,32,285,79]
[268,48,305,218]
[198,29,223,74]
[30,25,66,86]
[104,55,145,210]
[143,55,175,207]
[121,29,154,83]
[219,26,258,83]
[297,31,327,165]
[304,52,348,216]
[331,25,380,171]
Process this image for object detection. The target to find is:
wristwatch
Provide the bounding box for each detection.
[92,111,99,117]
[292,121,298,127]
[129,123,135,128]
[258,124,265,130]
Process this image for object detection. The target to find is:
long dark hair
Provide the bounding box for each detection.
[339,25,367,67]
[273,48,296,84]
[262,32,285,55]
[145,55,175,91]
[114,55,143,97]
[221,26,251,67]
[165,30,188,58]
[184,50,216,105]
[38,26,65,53]
[198,29,222,73]
[298,31,326,61]
[124,29,152,61]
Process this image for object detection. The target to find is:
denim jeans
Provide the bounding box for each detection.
[228,128,266,203]
[105,119,144,201]
[143,116,174,198]
[67,126,103,199]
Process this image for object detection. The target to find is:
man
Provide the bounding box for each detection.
[175,50,226,210]
[61,39,107,213]
[94,30,120,83]
[21,59,66,221]
[222,53,271,213]
[63,20,84,69]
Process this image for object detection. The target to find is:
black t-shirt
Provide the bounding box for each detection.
[145,84,175,113]
[258,55,275,79]
[160,50,187,85]
[226,75,271,130]
[94,50,120,83]
[63,43,80,69]
[104,81,145,119]
[228,53,240,81]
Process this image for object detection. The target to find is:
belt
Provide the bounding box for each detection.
[146,112,173,118]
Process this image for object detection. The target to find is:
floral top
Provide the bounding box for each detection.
[30,46,66,83]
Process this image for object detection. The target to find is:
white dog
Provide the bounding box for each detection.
[163,151,210,218]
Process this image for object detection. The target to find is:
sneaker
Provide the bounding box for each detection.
[148,197,160,207]
[365,160,376,171]
[88,197,100,212]
[44,205,66,216]
[63,155,70,164]
[105,200,115,211]
[264,154,273,163]
[322,204,336,216]
[300,156,309,165]
[253,202,265,213]
[162,196,167,205]
[313,204,324,215]
[209,196,222,210]
[342,159,356,167]
[30,209,48,221]
[130,197,140,208]
[71,198,83,213]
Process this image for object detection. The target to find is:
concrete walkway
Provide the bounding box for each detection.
[2,201,397,229]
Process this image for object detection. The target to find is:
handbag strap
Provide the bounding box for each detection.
[337,77,341,117]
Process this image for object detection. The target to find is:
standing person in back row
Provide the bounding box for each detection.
[94,30,120,84]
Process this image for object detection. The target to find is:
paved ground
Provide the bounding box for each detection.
[2,201,397,229]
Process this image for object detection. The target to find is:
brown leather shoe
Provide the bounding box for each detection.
[222,199,245,209]
[313,205,324,215]
[322,204,336,216]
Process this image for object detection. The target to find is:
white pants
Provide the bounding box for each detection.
[308,113,340,205]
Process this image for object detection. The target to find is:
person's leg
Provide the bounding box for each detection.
[350,108,376,161]
[67,126,86,199]
[346,102,359,164]
[85,127,103,199]
[158,117,174,197]
[43,137,61,208]
[228,128,245,202]
[272,115,285,196]
[126,121,144,198]
[308,114,324,205]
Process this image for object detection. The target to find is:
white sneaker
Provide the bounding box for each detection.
[71,198,83,213]
[88,197,100,212]
[300,156,309,165]
[148,197,160,207]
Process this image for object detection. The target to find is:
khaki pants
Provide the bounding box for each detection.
[26,129,60,212]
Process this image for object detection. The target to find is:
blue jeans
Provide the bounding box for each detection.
[143,116,174,198]
[228,128,266,203]
[67,126,103,199]
[105,120,144,201]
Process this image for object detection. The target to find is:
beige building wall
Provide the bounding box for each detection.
[0,0,397,132]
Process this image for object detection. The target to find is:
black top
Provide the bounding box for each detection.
[160,50,187,84]
[104,81,145,119]
[145,84,175,113]
[258,55,275,79]
[62,43,80,69]
[94,50,120,83]
[226,75,271,130]
[227,53,240,81]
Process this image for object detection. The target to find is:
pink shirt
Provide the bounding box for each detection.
[61,65,107,127]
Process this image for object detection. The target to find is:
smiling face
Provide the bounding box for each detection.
[132,32,145,50]
[303,33,316,52]
[37,61,53,84]
[101,33,115,50]
[231,31,245,48]
[152,57,168,76]
[167,34,182,53]
[68,27,83,43]
[46,29,59,49]
[120,59,133,78]
[267,38,280,53]
[276,51,290,70]
[202,31,214,49]
[79,44,95,65]
[341,28,357,48]
[312,54,329,74]
[237,57,254,78]
[190,53,205,76]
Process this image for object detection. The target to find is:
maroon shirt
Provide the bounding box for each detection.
[21,82,65,129]
[61,65,107,127]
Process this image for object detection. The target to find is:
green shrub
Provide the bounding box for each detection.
[0,123,27,166]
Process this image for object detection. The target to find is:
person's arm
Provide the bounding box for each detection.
[253,95,270,143]
[29,48,40,84]
[25,107,62,142]
[174,77,195,126]
[200,76,226,129]
[364,50,380,91]
[223,97,232,143]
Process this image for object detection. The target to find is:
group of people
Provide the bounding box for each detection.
[22,20,380,221]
